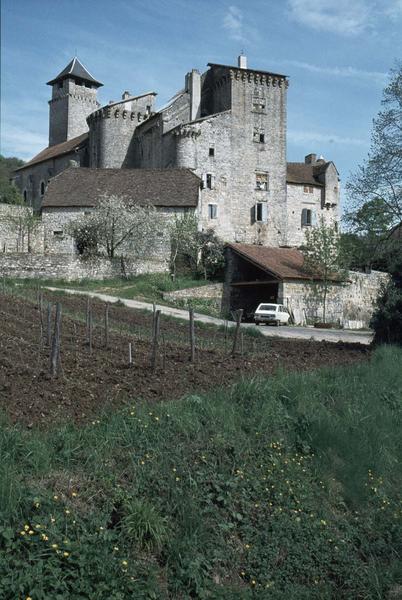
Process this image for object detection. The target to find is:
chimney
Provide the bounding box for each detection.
[122,91,131,100]
[305,153,317,164]
[238,54,247,69]
[185,69,201,121]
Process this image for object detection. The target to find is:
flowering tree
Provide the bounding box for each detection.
[69,194,165,260]
[302,220,345,323]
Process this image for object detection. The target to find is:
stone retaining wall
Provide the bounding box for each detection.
[163,283,223,301]
[0,253,168,281]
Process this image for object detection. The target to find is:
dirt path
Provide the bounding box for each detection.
[46,288,373,345]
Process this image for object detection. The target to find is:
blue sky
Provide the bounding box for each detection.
[1,0,402,207]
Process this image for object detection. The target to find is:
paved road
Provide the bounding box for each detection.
[47,287,373,346]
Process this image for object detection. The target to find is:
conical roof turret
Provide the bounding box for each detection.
[47,57,103,87]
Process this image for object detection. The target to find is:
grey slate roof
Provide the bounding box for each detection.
[47,57,103,87]
[42,168,201,209]
[286,162,329,186]
[15,133,88,170]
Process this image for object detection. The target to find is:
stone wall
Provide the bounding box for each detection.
[0,253,168,281]
[163,283,223,301]
[0,204,43,253]
[13,150,88,211]
[282,270,389,326]
[49,78,99,146]
[286,183,338,247]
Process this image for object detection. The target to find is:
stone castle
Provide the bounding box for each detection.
[4,56,388,328]
[13,55,340,249]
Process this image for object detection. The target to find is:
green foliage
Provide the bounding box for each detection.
[120,497,169,552]
[0,155,25,205]
[302,220,345,322]
[0,347,401,598]
[169,214,224,280]
[346,62,402,269]
[370,244,402,346]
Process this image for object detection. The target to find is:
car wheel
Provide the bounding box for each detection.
[275,321,280,327]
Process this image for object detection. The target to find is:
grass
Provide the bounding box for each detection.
[0,346,401,598]
[5,273,213,301]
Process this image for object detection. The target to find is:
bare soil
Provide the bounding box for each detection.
[0,292,371,428]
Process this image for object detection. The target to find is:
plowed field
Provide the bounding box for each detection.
[0,291,370,427]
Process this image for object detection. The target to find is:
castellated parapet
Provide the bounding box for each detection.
[87,92,156,168]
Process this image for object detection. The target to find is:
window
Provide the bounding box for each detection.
[203,173,214,189]
[301,208,316,227]
[209,147,215,157]
[53,230,64,238]
[253,128,265,144]
[40,181,45,196]
[303,185,314,194]
[255,172,268,191]
[252,91,266,112]
[208,204,217,219]
[255,202,268,223]
[58,81,63,89]
[23,190,27,202]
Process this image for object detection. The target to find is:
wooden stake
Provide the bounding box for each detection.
[50,302,62,377]
[151,309,161,372]
[128,342,132,365]
[46,302,52,346]
[104,304,109,348]
[189,307,195,363]
[88,306,93,353]
[86,297,90,334]
[231,309,244,356]
[240,331,244,355]
[162,333,166,371]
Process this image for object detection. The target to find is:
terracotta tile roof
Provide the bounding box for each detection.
[286,162,328,186]
[228,243,341,282]
[16,133,88,171]
[42,167,201,209]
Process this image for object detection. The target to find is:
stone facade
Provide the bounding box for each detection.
[49,78,99,146]
[281,270,389,326]
[163,283,223,301]
[14,55,340,246]
[13,150,87,211]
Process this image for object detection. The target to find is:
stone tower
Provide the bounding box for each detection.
[47,57,103,147]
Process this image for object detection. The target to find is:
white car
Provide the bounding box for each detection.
[254,303,290,326]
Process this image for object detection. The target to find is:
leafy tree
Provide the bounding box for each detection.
[3,205,41,253]
[0,155,25,205]
[169,213,199,276]
[68,195,164,261]
[169,214,224,280]
[371,246,402,345]
[302,220,345,323]
[346,62,402,267]
[197,228,225,280]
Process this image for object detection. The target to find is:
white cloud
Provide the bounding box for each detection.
[287,0,373,35]
[385,0,402,19]
[288,130,366,146]
[281,59,388,86]
[1,124,47,160]
[223,5,244,42]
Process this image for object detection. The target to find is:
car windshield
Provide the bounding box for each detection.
[257,304,277,311]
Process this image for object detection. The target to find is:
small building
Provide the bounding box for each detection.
[41,166,200,259]
[223,243,388,327]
